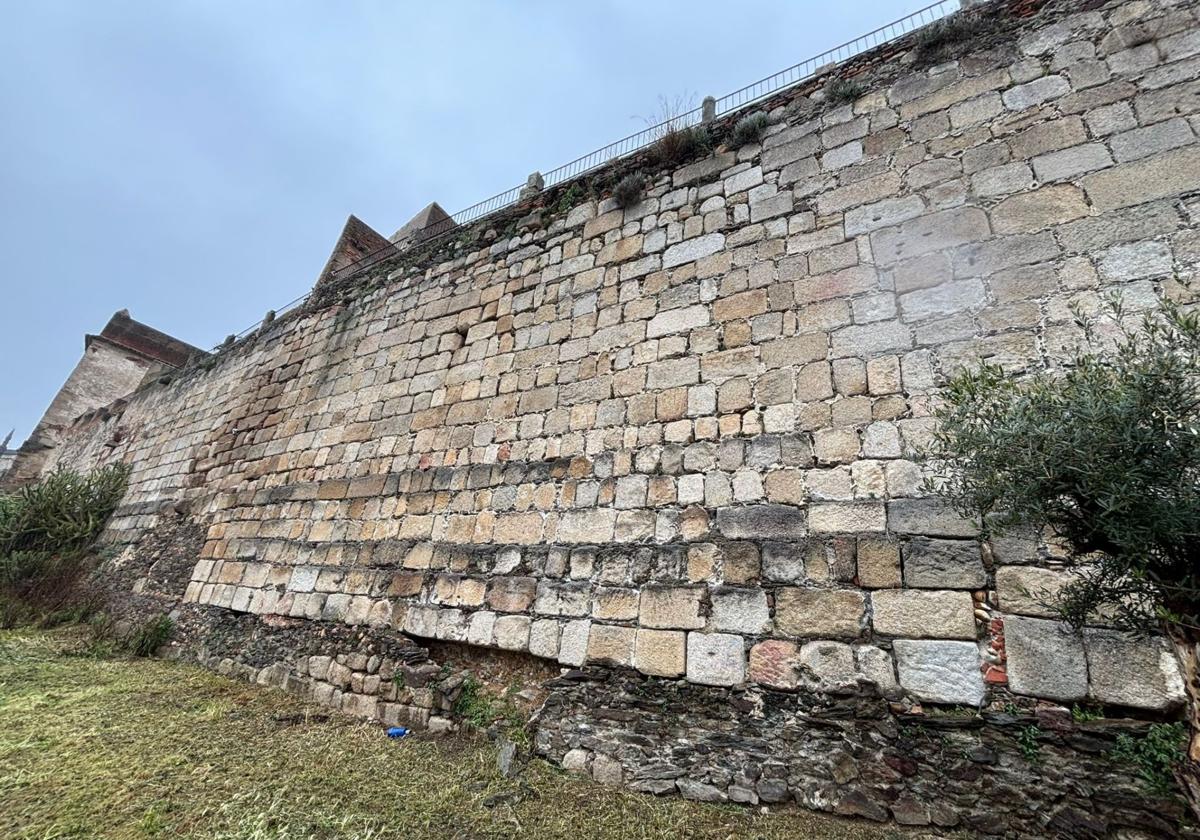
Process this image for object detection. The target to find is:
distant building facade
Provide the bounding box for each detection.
[1,310,204,489]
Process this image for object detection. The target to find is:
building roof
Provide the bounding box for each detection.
[86,309,206,369]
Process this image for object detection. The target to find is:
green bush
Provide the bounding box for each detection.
[928,299,1200,631]
[1112,723,1188,796]
[0,464,129,626]
[729,112,769,148]
[126,614,174,657]
[913,11,992,65]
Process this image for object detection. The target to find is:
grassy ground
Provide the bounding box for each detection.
[0,628,904,840]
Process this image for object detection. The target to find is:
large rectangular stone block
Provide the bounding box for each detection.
[1083,628,1184,711]
[1004,615,1087,702]
[871,589,975,639]
[775,588,865,639]
[894,640,985,706]
[634,629,686,677]
[1080,146,1200,211]
[639,586,706,630]
[715,504,807,539]
[686,632,746,686]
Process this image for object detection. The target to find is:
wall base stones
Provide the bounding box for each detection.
[158,604,462,731]
[535,666,1196,837]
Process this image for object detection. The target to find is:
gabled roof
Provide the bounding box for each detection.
[389,202,455,246]
[315,214,399,286]
[86,309,206,369]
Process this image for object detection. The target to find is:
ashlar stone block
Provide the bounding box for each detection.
[775,588,866,639]
[1084,628,1185,711]
[586,623,636,666]
[640,586,706,630]
[633,629,687,678]
[871,589,975,639]
[686,632,746,686]
[894,639,986,706]
[1004,615,1087,702]
[710,587,770,634]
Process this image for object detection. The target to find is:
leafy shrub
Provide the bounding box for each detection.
[452,674,529,747]
[612,173,647,209]
[1112,723,1188,796]
[0,464,129,626]
[930,298,1200,814]
[824,78,867,105]
[929,299,1200,632]
[729,112,770,148]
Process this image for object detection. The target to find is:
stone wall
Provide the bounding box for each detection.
[3,310,204,489]
[39,0,1200,829]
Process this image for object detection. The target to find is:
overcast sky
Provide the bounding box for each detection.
[0,0,927,444]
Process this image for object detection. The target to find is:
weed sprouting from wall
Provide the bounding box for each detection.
[612,173,647,209]
[913,11,993,65]
[643,95,712,169]
[824,78,867,105]
[729,112,770,148]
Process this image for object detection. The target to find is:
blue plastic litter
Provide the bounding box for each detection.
[386,726,409,739]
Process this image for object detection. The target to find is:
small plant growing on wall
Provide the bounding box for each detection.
[643,95,711,168]
[824,78,867,106]
[927,297,1200,817]
[913,11,992,65]
[1112,723,1189,797]
[612,173,647,210]
[729,112,770,148]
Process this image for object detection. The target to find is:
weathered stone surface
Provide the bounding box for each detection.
[1004,616,1087,702]
[995,565,1075,618]
[748,639,801,689]
[558,619,590,667]
[1083,628,1185,711]
[709,587,770,634]
[856,537,901,588]
[586,623,636,666]
[1080,146,1200,211]
[715,505,807,539]
[647,305,710,338]
[664,234,725,268]
[775,588,866,639]
[871,590,975,639]
[639,586,705,630]
[557,510,616,544]
[902,538,986,589]
[494,614,531,651]
[870,208,990,265]
[486,577,537,613]
[686,632,746,686]
[887,500,978,537]
[989,185,1090,234]
[894,639,986,705]
[798,640,858,689]
[634,629,686,677]
[808,501,885,533]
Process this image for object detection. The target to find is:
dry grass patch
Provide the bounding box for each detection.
[0,628,899,839]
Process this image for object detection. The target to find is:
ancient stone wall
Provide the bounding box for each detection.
[40,0,1200,829]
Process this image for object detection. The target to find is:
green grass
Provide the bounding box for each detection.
[0,628,895,840]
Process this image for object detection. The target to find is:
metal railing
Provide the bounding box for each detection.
[217,0,958,350]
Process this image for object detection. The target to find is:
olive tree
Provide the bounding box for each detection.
[927,298,1200,815]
